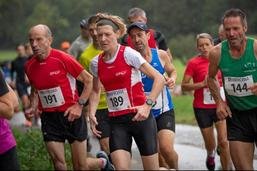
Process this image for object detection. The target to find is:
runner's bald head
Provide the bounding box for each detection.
[29,24,52,38]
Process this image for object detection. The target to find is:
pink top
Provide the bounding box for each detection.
[0,118,16,154]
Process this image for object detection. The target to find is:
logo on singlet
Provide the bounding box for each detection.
[50,70,60,76]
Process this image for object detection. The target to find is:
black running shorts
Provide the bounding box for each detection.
[227,107,257,143]
[194,108,220,129]
[95,108,110,139]
[109,113,157,156]
[41,111,88,144]
[155,109,175,132]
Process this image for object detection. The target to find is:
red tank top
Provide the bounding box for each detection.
[127,29,157,49]
[98,45,146,117]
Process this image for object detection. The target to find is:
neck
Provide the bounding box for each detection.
[229,38,247,58]
[140,47,152,62]
[104,45,119,61]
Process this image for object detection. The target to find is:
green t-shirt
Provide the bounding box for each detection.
[219,37,257,110]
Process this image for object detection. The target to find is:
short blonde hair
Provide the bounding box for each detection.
[96,13,127,38]
[196,33,213,46]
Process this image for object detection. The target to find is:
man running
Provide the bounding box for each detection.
[128,22,178,169]
[207,8,257,170]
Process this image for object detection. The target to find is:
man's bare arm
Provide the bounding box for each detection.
[207,45,223,103]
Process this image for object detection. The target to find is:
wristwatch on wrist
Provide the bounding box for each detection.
[146,98,156,107]
[78,98,87,106]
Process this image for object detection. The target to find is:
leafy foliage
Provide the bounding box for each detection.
[1,0,257,59]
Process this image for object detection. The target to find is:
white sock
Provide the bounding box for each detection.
[100,158,107,168]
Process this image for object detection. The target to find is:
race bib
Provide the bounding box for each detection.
[106,88,131,112]
[224,75,254,97]
[38,86,65,108]
[145,91,162,109]
[203,87,225,104]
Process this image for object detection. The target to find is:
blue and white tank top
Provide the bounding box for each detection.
[141,48,174,117]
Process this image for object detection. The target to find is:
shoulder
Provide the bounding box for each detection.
[209,44,221,66]
[124,46,141,57]
[157,49,170,62]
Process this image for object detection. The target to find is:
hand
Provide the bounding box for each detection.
[89,114,102,138]
[131,104,151,122]
[24,106,41,120]
[216,100,232,120]
[249,83,257,95]
[64,103,82,122]
[164,76,176,89]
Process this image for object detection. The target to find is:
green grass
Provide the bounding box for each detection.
[0,50,16,62]
[173,94,196,125]
[13,127,73,170]
[173,57,185,84]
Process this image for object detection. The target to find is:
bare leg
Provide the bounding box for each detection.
[200,126,216,154]
[230,141,254,170]
[111,149,131,170]
[99,137,110,154]
[215,120,233,170]
[45,141,66,170]
[70,140,88,170]
[158,130,178,169]
[141,153,159,170]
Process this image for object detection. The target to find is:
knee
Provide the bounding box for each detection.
[218,139,229,150]
[159,145,177,158]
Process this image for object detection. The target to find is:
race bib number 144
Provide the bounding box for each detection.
[224,75,254,97]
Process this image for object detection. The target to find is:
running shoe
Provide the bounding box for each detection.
[206,155,215,171]
[96,151,115,171]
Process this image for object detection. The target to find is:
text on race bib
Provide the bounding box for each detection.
[203,87,225,104]
[224,75,254,97]
[106,88,131,112]
[38,86,65,108]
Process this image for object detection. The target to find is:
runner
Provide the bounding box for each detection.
[79,14,111,160]
[89,13,165,170]
[214,24,226,45]
[24,24,113,170]
[127,22,178,170]
[11,44,31,126]
[207,8,257,170]
[182,33,232,170]
[69,18,91,60]
[0,71,20,170]
[121,7,172,59]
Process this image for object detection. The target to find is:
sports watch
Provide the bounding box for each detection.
[78,98,87,106]
[146,98,156,107]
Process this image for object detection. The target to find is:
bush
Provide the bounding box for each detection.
[169,34,197,64]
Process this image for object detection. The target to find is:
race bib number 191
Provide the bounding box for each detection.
[38,87,65,108]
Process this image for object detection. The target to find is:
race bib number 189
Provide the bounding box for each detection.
[106,88,131,112]
[38,87,65,108]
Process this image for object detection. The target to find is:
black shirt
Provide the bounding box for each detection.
[0,71,9,96]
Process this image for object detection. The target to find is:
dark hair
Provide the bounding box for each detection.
[222,8,247,27]
[80,19,88,29]
[87,15,99,25]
